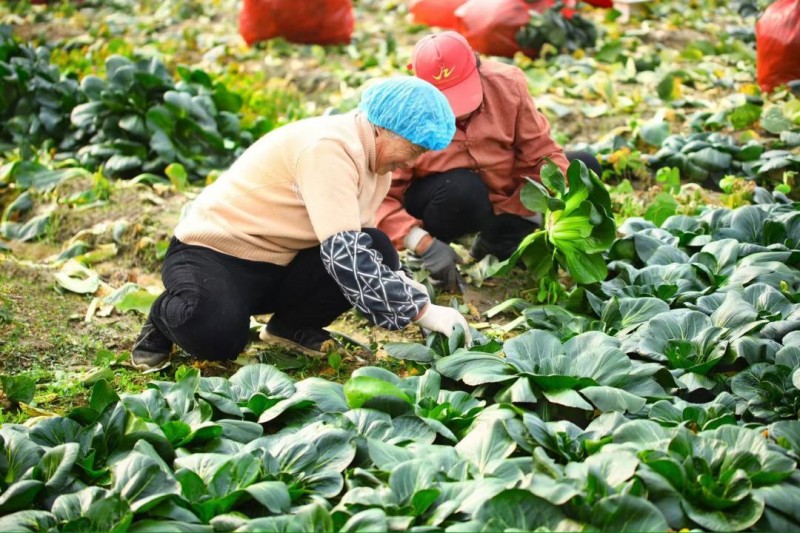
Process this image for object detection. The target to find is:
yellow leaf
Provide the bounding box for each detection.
[19,404,59,419]
[740,83,760,96]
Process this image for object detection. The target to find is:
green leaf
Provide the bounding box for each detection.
[592,495,669,532]
[520,179,553,213]
[540,161,566,197]
[119,114,147,137]
[455,420,516,474]
[541,388,594,410]
[730,102,762,130]
[51,487,109,520]
[343,376,412,409]
[83,493,132,533]
[489,230,551,279]
[613,420,674,448]
[475,489,564,530]
[113,289,159,315]
[0,374,35,404]
[0,480,45,514]
[0,511,56,532]
[640,119,670,147]
[605,297,670,332]
[503,329,562,372]
[388,459,437,504]
[753,484,800,526]
[0,214,50,242]
[581,386,646,413]
[229,364,295,403]
[104,155,143,178]
[560,248,608,285]
[655,166,681,194]
[435,353,515,386]
[1,427,45,483]
[165,163,189,191]
[412,488,440,516]
[596,40,624,63]
[682,495,764,531]
[382,342,436,363]
[245,481,291,514]
[340,509,388,533]
[689,147,732,171]
[762,106,793,134]
[128,520,214,532]
[71,101,105,130]
[294,377,348,413]
[646,195,679,232]
[111,451,181,513]
[657,73,682,101]
[4,162,89,192]
[33,442,80,491]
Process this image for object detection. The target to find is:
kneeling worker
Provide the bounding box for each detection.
[131,77,470,371]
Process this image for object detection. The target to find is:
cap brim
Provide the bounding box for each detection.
[440,67,483,117]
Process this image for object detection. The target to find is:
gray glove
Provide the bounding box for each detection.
[420,238,465,293]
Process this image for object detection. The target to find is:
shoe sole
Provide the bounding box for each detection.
[259,327,327,358]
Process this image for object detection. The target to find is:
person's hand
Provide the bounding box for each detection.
[396,270,429,297]
[417,238,465,293]
[414,304,472,346]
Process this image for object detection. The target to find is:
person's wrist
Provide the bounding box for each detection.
[415,234,435,255]
[404,226,430,254]
[413,302,430,322]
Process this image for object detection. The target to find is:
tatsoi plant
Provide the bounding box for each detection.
[731,344,800,422]
[646,132,800,190]
[69,55,251,181]
[0,29,84,154]
[435,330,671,420]
[489,160,616,285]
[614,422,798,532]
[516,1,598,54]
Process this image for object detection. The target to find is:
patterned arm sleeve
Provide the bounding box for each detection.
[320,230,429,330]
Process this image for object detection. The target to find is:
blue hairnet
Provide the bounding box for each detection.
[358,77,455,151]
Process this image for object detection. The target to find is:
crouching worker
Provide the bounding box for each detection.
[130,77,471,372]
[377,31,602,292]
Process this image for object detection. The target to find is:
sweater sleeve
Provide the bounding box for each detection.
[320,230,429,330]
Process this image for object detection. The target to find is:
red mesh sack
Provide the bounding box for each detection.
[583,0,613,7]
[756,0,800,93]
[409,0,469,29]
[455,0,554,57]
[239,0,354,46]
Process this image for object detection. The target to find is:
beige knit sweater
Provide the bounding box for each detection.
[175,112,390,266]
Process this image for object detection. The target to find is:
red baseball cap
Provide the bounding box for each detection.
[410,31,483,117]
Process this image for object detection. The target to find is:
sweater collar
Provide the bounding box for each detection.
[355,112,377,173]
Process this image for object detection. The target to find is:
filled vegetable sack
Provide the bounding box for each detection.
[756,0,800,93]
[239,0,354,46]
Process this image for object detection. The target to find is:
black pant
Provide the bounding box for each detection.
[404,151,601,259]
[147,229,398,361]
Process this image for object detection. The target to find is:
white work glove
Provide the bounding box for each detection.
[414,304,472,347]
[396,270,429,297]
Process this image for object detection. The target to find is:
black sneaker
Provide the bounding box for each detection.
[259,320,332,357]
[131,322,172,373]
